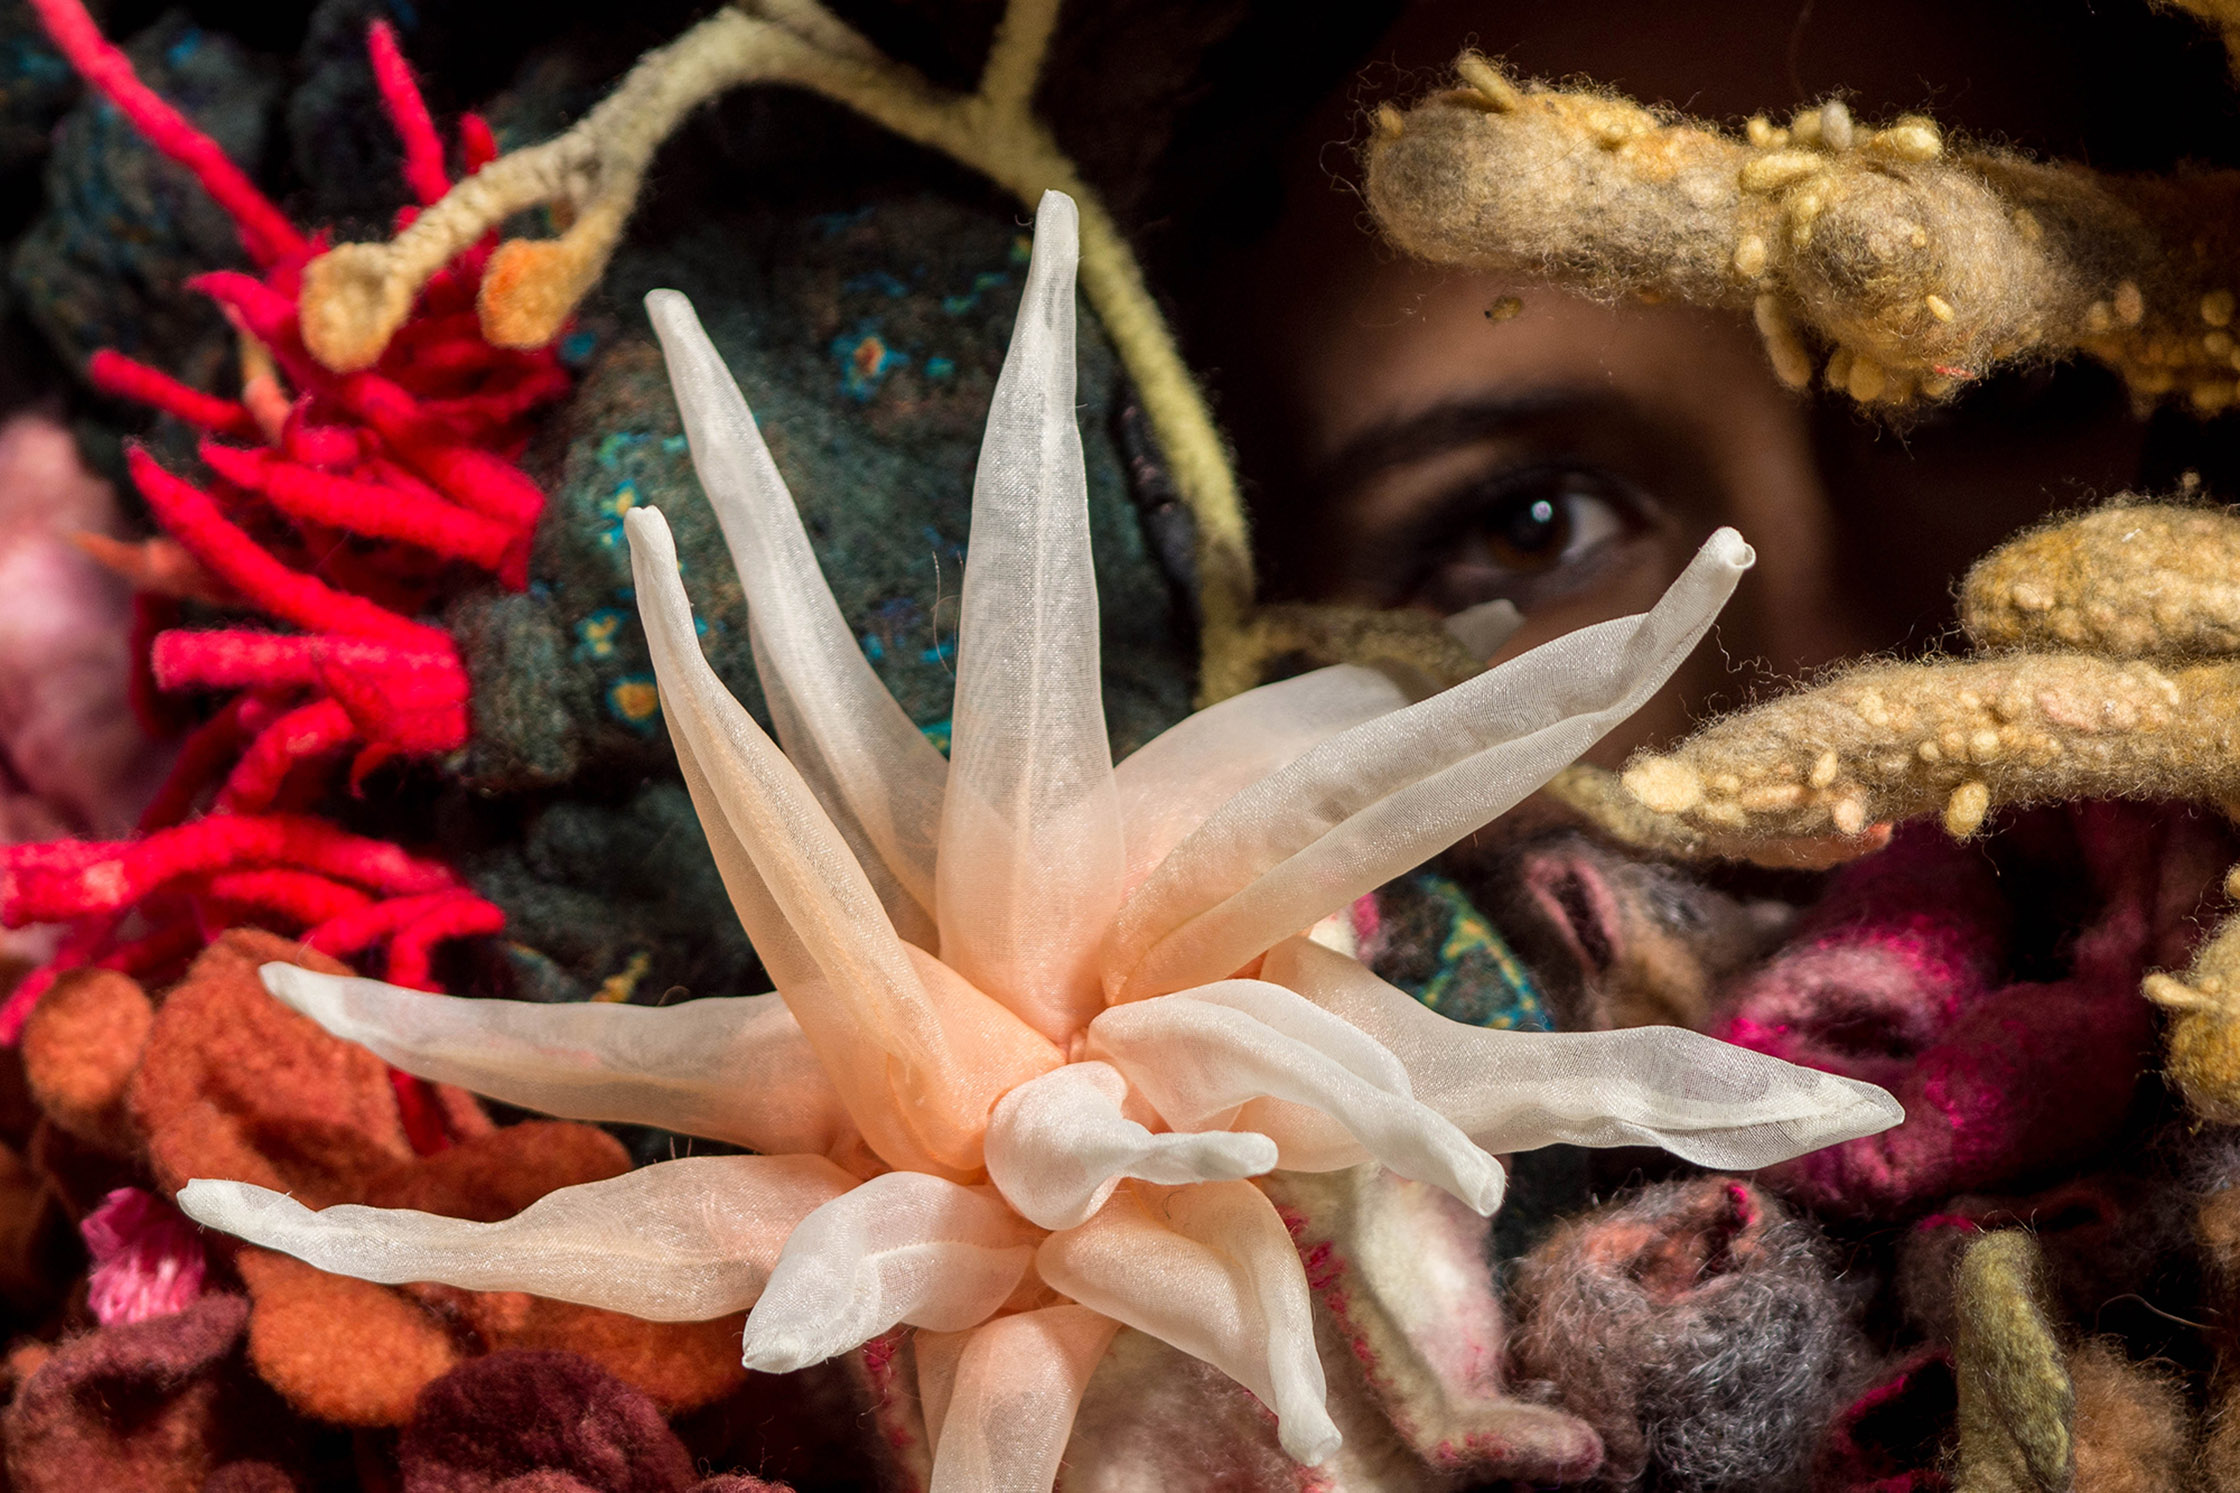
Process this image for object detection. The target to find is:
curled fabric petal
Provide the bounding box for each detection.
[629,507,1058,1177]
[1112,663,1409,895]
[647,287,947,942]
[175,1155,854,1319]
[1263,936,1904,1167]
[1087,981,1506,1215]
[935,191,1126,1046]
[919,1306,1120,1493]
[258,962,861,1162]
[1107,529,1754,1001]
[741,1171,1036,1373]
[1037,1181,1340,1466]
[985,1060,1278,1230]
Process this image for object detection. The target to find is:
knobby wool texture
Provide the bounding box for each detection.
[1507,1178,1862,1492]
[1364,54,2240,410]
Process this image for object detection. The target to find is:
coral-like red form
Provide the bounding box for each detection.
[4,1,571,1051]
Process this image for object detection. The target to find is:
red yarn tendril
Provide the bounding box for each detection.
[4,2,577,1121]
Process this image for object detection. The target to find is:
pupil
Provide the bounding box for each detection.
[1499,495,1565,554]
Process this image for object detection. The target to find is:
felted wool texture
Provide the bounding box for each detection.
[1364,54,2240,412]
[1954,1231,2072,1493]
[2067,1340,2192,1493]
[1962,502,2240,659]
[456,191,1191,797]
[1811,1348,1957,1493]
[0,1292,340,1493]
[0,0,76,176]
[1507,1177,1862,1491]
[396,1349,788,1493]
[8,11,278,390]
[20,966,151,1156]
[1479,826,1794,1032]
[1721,804,2222,1215]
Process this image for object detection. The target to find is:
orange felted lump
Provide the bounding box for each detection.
[20,968,151,1156]
[94,929,746,1422]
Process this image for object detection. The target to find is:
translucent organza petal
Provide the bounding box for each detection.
[1112,664,1408,895]
[934,191,1125,1044]
[631,507,1058,1176]
[1085,982,1505,1215]
[648,289,948,935]
[1263,935,1904,1167]
[1107,530,1753,1001]
[754,617,937,948]
[175,1155,853,1319]
[258,962,859,1162]
[921,1307,1120,1493]
[740,1172,1035,1373]
[984,1060,1278,1230]
[1036,1181,1339,1466]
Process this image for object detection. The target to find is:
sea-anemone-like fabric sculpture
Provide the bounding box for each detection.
[178,192,1897,1490]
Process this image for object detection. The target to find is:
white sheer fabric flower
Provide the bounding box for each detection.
[179,191,1899,1490]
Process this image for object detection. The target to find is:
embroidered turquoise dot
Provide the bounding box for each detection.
[574,608,625,661]
[607,675,661,730]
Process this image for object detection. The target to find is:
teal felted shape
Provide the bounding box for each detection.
[452,190,1193,794]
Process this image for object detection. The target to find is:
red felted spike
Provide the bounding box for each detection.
[151,630,321,692]
[365,21,449,207]
[198,867,373,925]
[280,405,363,470]
[459,112,497,173]
[3,841,125,875]
[386,437,544,532]
[217,696,358,813]
[0,916,118,1042]
[98,921,213,982]
[26,0,308,267]
[390,1070,453,1154]
[420,363,574,435]
[197,441,520,576]
[87,351,258,437]
[189,273,325,392]
[3,814,458,925]
[138,695,259,830]
[303,889,466,958]
[384,892,506,990]
[128,449,448,648]
[308,635,471,753]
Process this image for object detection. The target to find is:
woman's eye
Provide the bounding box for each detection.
[1411,466,1646,613]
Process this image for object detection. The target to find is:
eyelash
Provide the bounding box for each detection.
[1402,463,1652,615]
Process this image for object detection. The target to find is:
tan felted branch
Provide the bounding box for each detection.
[1365,54,2240,411]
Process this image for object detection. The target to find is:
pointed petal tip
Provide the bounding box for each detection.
[740,1333,822,1374]
[174,1177,255,1230]
[256,960,321,1009]
[643,286,692,320]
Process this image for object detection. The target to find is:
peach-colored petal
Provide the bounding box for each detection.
[1037,1181,1338,1466]
[258,963,861,1164]
[985,1060,1276,1230]
[629,507,1057,1176]
[935,192,1125,1045]
[1106,531,1753,1002]
[1087,981,1504,1214]
[648,288,947,947]
[177,1154,854,1319]
[740,1172,1034,1372]
[919,1305,1119,1493]
[1263,936,1903,1167]
[1112,664,1408,897]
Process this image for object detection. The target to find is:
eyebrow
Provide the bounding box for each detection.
[1308,390,1623,502]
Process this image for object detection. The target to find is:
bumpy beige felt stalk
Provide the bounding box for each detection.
[1365,54,2240,412]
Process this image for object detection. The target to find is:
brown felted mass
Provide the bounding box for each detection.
[237,1247,463,1428]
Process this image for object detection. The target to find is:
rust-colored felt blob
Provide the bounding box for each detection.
[129,930,412,1204]
[237,1247,462,1428]
[21,967,151,1155]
